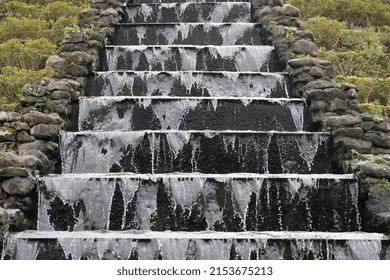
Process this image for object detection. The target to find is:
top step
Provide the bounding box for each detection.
[129,0,251,3]
[123,3,251,23]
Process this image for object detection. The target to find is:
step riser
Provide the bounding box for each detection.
[113,24,263,45]
[60,132,331,174]
[123,3,251,23]
[3,238,388,260]
[100,46,281,72]
[86,72,290,98]
[37,176,360,232]
[131,0,251,3]
[78,98,304,131]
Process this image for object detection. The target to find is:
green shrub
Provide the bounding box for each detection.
[44,1,81,21]
[0,38,57,69]
[49,16,77,44]
[0,16,49,42]
[0,66,54,111]
[288,0,390,27]
[338,76,390,105]
[4,1,42,18]
[304,16,346,49]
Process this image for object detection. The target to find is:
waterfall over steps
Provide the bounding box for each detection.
[2,0,390,260]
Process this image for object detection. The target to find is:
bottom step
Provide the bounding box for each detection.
[2,231,389,260]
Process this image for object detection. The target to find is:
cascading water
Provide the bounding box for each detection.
[2,0,389,260]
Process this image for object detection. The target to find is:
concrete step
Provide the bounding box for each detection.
[77,96,304,131]
[3,231,389,260]
[37,173,359,232]
[112,23,264,45]
[60,131,332,174]
[123,2,251,23]
[86,71,291,98]
[100,45,282,72]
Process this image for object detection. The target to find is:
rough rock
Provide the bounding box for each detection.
[18,140,59,156]
[361,121,375,131]
[357,161,390,179]
[20,96,39,106]
[0,126,16,142]
[296,29,314,40]
[3,196,35,214]
[365,185,390,232]
[376,122,390,133]
[308,66,324,78]
[0,167,30,178]
[0,112,21,123]
[333,127,364,139]
[65,51,94,66]
[0,207,9,224]
[30,124,60,140]
[292,39,319,55]
[100,8,118,17]
[305,88,344,101]
[309,100,327,111]
[4,209,24,226]
[0,152,22,169]
[11,122,30,131]
[329,98,348,112]
[304,78,336,91]
[334,137,372,154]
[23,111,63,126]
[17,131,35,143]
[47,80,73,92]
[46,100,72,115]
[51,91,72,100]
[288,57,318,68]
[63,32,87,44]
[2,176,36,195]
[280,4,299,17]
[21,150,51,174]
[327,115,362,128]
[363,131,390,149]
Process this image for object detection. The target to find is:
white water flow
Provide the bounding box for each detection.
[105,45,274,71]
[95,71,289,98]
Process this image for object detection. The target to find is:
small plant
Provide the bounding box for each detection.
[64,24,81,34]
[284,26,297,38]
[373,117,384,123]
[35,96,50,108]
[369,157,388,165]
[378,179,390,190]
[350,149,360,156]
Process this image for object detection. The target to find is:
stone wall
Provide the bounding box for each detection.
[252,0,390,233]
[0,0,127,232]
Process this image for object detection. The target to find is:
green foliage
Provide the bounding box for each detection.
[369,157,388,165]
[0,38,57,69]
[49,16,77,44]
[378,179,390,190]
[0,17,49,42]
[0,66,54,111]
[44,1,81,22]
[288,0,390,27]
[338,76,390,105]
[284,26,297,38]
[351,149,360,156]
[0,0,86,108]
[304,16,346,49]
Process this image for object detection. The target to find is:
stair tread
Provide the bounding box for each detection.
[116,22,260,26]
[127,2,251,6]
[43,172,354,179]
[9,230,388,240]
[79,96,304,101]
[93,70,289,75]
